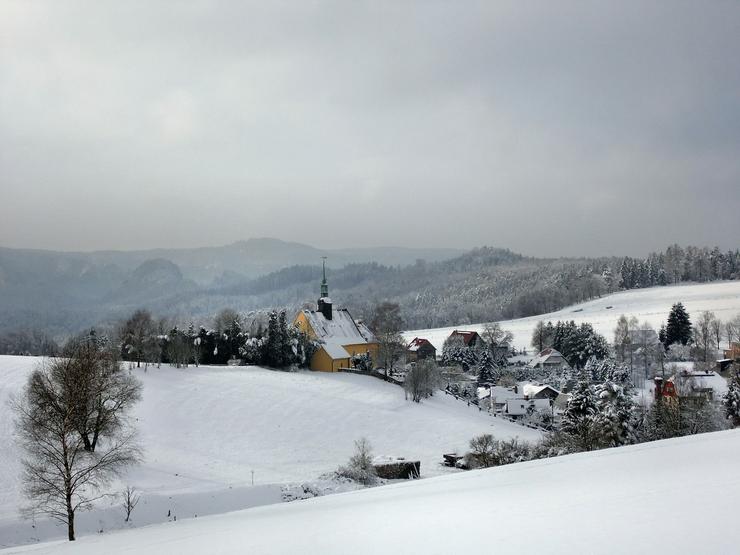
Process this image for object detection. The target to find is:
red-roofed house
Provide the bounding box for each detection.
[448,330,483,348]
[406,338,437,362]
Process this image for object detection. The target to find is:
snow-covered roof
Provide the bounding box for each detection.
[521,383,561,398]
[477,386,518,401]
[528,348,569,368]
[407,337,434,352]
[321,342,351,360]
[302,308,378,346]
[449,330,481,346]
[679,371,728,396]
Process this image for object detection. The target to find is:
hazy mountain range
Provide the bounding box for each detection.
[0,238,464,336]
[3,238,733,343]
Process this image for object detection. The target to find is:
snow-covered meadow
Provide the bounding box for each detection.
[0,356,538,547]
[5,429,739,555]
[404,281,740,352]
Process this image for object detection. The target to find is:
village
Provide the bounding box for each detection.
[288,266,738,443]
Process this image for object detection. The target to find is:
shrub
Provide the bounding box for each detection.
[337,438,378,486]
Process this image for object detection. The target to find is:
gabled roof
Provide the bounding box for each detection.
[408,337,435,352]
[521,383,561,398]
[302,308,378,346]
[449,330,481,346]
[529,348,569,368]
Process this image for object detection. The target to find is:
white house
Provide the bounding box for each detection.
[504,397,552,417]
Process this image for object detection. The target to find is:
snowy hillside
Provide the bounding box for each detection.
[0,356,538,547]
[5,429,739,554]
[405,281,740,352]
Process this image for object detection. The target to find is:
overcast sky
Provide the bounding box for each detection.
[1,1,738,257]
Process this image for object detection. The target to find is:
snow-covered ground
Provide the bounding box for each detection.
[0,356,538,547]
[5,429,739,555]
[405,281,740,353]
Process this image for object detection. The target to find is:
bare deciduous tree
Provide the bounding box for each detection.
[531,321,549,353]
[725,317,740,349]
[711,317,723,351]
[62,337,142,452]
[13,356,141,541]
[370,302,406,379]
[403,359,442,402]
[466,434,496,468]
[120,485,141,522]
[482,322,513,350]
[694,311,718,363]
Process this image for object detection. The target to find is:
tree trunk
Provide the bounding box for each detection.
[66,490,75,541]
[67,511,75,541]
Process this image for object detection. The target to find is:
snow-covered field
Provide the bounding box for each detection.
[4,429,739,554]
[405,281,740,352]
[0,356,538,547]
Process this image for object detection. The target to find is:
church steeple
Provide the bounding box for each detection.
[317,257,332,319]
[320,256,329,298]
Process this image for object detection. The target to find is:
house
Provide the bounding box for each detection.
[448,330,483,348]
[504,397,552,417]
[724,342,740,361]
[517,383,562,401]
[293,262,379,372]
[406,337,436,362]
[654,370,727,402]
[528,348,571,370]
[717,359,736,373]
[676,370,728,401]
[477,385,517,412]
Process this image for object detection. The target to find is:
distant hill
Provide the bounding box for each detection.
[1,240,735,341]
[0,239,464,336]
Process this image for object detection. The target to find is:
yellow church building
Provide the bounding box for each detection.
[293,262,379,372]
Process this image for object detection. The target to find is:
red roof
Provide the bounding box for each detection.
[449,330,481,346]
[407,337,435,352]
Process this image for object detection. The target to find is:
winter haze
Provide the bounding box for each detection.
[1,1,739,257]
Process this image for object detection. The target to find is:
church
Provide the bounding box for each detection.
[293,262,379,372]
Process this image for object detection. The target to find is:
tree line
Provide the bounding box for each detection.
[619,245,740,290]
[117,308,317,370]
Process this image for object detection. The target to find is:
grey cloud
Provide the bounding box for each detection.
[1,0,738,257]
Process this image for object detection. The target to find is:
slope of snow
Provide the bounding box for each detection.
[405,281,740,352]
[5,429,739,555]
[0,356,538,547]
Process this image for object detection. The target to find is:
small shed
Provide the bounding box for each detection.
[373,457,420,479]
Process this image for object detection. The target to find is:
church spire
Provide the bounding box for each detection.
[318,257,332,319]
[320,256,329,298]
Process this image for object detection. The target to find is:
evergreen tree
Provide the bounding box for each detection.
[476,350,498,386]
[441,335,467,368]
[560,381,602,451]
[658,324,667,350]
[277,310,291,367]
[264,311,279,367]
[594,381,637,446]
[723,371,740,428]
[665,302,692,346]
